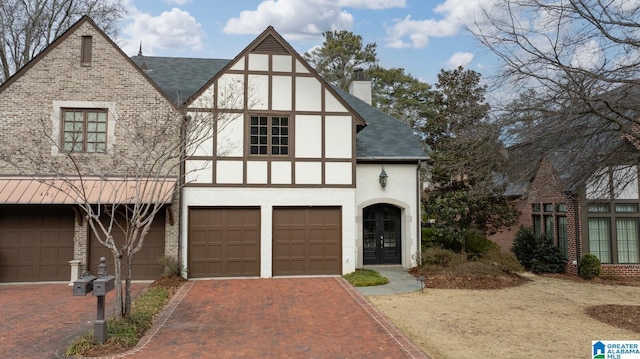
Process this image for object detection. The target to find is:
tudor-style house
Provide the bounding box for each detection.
[132,26,427,277]
[0,17,426,282]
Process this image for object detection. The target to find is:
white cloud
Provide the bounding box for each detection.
[385,0,501,48]
[446,52,474,68]
[164,0,190,5]
[121,8,204,56]
[338,0,406,9]
[223,0,405,41]
[570,40,604,70]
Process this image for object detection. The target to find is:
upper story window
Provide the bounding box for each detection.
[81,36,92,66]
[249,115,289,155]
[62,109,107,153]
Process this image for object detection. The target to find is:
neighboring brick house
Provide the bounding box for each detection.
[0,17,181,282]
[491,140,640,276]
[0,18,427,282]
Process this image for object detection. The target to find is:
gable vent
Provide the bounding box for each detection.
[252,35,288,54]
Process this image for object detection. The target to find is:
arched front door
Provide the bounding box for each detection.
[363,204,401,265]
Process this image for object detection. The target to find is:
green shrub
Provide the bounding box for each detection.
[511,227,565,273]
[343,269,389,286]
[511,227,538,269]
[422,247,465,267]
[158,256,184,276]
[464,233,500,259]
[481,250,525,273]
[579,253,602,280]
[530,242,565,273]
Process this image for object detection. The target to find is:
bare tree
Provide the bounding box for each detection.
[0,94,241,317]
[473,0,640,193]
[0,0,125,83]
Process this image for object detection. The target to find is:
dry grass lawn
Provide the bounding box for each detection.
[369,273,640,359]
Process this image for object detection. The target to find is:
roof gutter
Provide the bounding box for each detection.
[357,156,429,163]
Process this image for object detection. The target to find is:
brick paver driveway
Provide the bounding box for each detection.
[0,282,147,359]
[0,278,428,358]
[134,277,428,358]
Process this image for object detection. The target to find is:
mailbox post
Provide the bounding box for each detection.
[72,256,115,344]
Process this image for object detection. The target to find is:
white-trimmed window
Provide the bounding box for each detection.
[62,108,107,152]
[249,115,289,156]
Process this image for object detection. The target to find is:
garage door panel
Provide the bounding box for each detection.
[188,208,260,278]
[89,211,165,280]
[0,206,74,282]
[273,207,342,276]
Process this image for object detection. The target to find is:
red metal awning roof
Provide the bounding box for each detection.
[0,177,176,205]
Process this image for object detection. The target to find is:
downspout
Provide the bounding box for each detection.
[416,160,422,265]
[573,192,580,273]
[177,113,188,278]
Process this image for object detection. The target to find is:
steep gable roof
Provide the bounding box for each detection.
[131,56,230,104]
[332,86,427,161]
[129,26,426,162]
[0,16,176,109]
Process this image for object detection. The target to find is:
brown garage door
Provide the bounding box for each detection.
[0,206,74,282]
[188,207,260,278]
[273,207,341,276]
[90,211,165,280]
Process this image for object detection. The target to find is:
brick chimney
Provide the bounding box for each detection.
[349,68,372,105]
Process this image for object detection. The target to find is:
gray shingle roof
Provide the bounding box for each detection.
[130,56,427,161]
[331,86,427,161]
[131,56,230,104]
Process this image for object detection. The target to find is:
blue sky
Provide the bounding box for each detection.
[117,0,500,85]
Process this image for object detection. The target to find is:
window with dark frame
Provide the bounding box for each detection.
[62,109,107,153]
[531,202,568,258]
[557,216,568,259]
[81,36,92,65]
[249,115,288,156]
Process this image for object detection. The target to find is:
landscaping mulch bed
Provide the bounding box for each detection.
[423,272,531,289]
[421,269,640,334]
[79,275,186,357]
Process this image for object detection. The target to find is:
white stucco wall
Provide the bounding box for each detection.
[181,187,357,277]
[355,163,421,268]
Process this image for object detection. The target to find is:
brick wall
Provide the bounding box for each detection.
[490,157,580,274]
[0,19,181,277]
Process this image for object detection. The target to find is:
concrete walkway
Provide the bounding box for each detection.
[356,266,425,296]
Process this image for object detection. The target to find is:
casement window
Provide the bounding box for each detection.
[557,216,568,259]
[249,115,289,156]
[587,199,640,264]
[588,218,611,263]
[62,109,107,152]
[532,202,568,258]
[616,218,639,263]
[81,36,92,66]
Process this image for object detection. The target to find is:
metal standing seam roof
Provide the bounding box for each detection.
[0,177,176,205]
[129,56,427,161]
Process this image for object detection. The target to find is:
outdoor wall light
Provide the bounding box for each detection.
[379,167,388,188]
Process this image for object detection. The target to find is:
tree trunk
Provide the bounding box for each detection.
[112,251,124,319]
[124,252,133,317]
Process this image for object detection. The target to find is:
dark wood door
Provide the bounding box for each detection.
[363,204,401,265]
[0,205,74,282]
[273,207,341,276]
[89,210,166,280]
[188,207,260,278]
